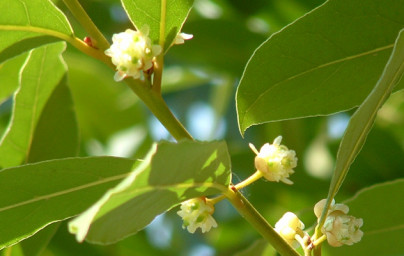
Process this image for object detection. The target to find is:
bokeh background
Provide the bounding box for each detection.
[1,0,404,255]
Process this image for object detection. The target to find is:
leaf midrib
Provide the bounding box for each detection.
[0,173,130,213]
[0,176,228,213]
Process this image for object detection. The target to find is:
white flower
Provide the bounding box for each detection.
[174,32,193,45]
[250,136,297,184]
[275,212,306,248]
[314,199,363,247]
[105,25,162,81]
[177,198,217,233]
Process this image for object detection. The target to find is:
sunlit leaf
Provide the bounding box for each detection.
[0,42,67,168]
[325,179,404,256]
[237,0,404,134]
[0,157,135,250]
[121,0,193,51]
[69,140,231,244]
[0,0,73,63]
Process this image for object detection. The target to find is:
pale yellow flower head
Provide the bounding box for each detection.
[250,136,297,184]
[314,199,363,247]
[105,25,162,81]
[177,198,217,233]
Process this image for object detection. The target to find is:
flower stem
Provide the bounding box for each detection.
[313,243,322,256]
[313,235,327,247]
[62,0,110,50]
[225,188,300,256]
[208,170,263,205]
[235,171,263,190]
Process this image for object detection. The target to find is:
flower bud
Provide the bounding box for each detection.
[105,25,162,81]
[250,136,297,184]
[174,32,193,45]
[314,199,349,219]
[314,199,363,247]
[275,212,306,248]
[177,198,217,233]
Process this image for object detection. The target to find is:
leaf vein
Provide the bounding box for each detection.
[242,44,394,121]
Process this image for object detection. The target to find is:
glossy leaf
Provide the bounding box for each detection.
[0,42,67,168]
[0,0,73,63]
[121,0,193,51]
[0,156,135,250]
[237,0,404,134]
[326,29,404,206]
[325,179,404,256]
[0,53,28,103]
[69,140,231,244]
[20,223,60,256]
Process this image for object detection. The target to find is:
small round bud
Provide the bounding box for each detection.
[275,212,306,248]
[174,32,193,45]
[314,199,349,219]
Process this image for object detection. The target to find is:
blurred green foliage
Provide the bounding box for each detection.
[1,0,404,255]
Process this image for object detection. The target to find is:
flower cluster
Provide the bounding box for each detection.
[177,197,217,233]
[275,212,306,248]
[314,199,363,247]
[250,136,297,184]
[105,26,162,81]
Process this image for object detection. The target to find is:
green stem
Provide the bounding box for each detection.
[153,0,167,93]
[62,0,110,50]
[313,243,322,256]
[235,171,263,190]
[208,170,263,205]
[0,25,111,68]
[125,79,193,140]
[225,188,300,256]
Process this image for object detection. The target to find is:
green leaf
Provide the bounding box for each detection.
[64,52,146,142]
[0,42,67,168]
[0,156,135,250]
[326,29,404,206]
[27,81,79,163]
[0,53,28,103]
[325,179,404,256]
[121,0,194,51]
[69,140,231,244]
[16,50,80,252]
[0,0,73,63]
[236,0,404,134]
[20,223,60,256]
